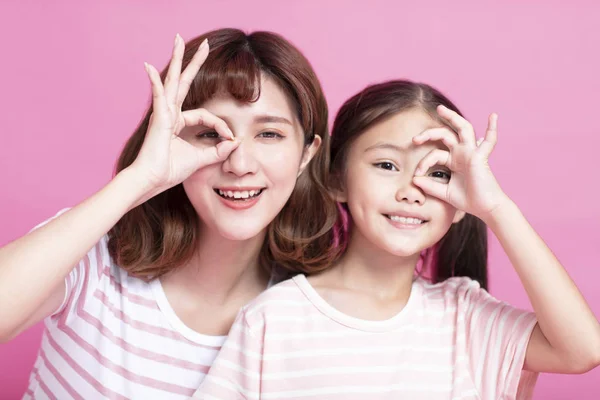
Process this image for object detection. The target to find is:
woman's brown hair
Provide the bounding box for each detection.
[324,80,488,289]
[107,28,338,281]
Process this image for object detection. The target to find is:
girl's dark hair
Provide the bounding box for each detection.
[328,80,488,289]
[108,28,338,281]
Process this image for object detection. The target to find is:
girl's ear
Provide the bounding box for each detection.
[329,172,347,203]
[452,210,466,224]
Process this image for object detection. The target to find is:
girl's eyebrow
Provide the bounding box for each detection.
[364,142,407,153]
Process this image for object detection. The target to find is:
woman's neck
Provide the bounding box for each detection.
[162,225,269,306]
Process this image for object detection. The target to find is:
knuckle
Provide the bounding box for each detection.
[461,122,473,132]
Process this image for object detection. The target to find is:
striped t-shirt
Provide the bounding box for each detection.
[196,274,538,399]
[24,235,226,399]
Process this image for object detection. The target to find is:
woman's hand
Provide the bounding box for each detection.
[130,34,239,195]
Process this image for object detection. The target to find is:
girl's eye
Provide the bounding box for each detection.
[429,170,451,182]
[374,162,398,171]
[258,131,283,139]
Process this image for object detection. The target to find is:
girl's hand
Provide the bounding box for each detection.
[412,105,509,221]
[130,34,239,195]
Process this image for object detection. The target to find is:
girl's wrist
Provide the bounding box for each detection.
[480,196,519,229]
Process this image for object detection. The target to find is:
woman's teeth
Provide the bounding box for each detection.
[217,189,263,200]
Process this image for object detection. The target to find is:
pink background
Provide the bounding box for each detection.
[1,1,599,398]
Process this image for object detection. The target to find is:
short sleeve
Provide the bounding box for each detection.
[31,209,106,318]
[457,279,538,399]
[193,309,264,399]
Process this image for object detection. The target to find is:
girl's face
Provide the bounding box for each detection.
[179,76,321,241]
[336,108,464,257]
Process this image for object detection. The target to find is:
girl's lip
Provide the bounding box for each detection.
[385,215,427,229]
[385,212,428,221]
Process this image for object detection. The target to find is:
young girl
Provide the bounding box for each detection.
[197,80,600,399]
[0,28,337,399]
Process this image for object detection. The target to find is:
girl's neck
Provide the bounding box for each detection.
[325,227,421,300]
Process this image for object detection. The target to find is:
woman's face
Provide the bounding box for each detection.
[180,76,321,241]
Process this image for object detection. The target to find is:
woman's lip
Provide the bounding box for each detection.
[214,186,265,191]
[217,194,262,210]
[214,189,265,210]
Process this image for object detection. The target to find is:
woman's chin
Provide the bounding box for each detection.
[216,223,267,242]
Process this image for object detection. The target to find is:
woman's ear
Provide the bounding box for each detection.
[298,135,322,177]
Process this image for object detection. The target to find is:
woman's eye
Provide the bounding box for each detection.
[197,130,220,139]
[374,162,398,171]
[258,131,283,139]
[429,170,451,182]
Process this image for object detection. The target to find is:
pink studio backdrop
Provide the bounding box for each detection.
[1,1,599,398]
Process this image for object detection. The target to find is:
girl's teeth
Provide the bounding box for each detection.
[389,215,423,224]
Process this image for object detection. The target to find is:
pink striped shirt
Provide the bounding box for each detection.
[24,233,226,399]
[196,275,538,400]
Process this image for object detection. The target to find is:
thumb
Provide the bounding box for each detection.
[197,139,239,167]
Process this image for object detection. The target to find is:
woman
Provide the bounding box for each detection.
[0,28,335,399]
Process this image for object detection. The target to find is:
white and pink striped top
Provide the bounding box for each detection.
[196,275,538,400]
[24,234,226,399]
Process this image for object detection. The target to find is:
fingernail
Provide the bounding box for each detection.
[143,62,149,72]
[200,38,208,49]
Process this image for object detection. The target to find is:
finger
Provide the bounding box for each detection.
[177,39,209,107]
[144,62,169,119]
[412,127,459,150]
[478,113,498,157]
[197,138,240,167]
[414,149,451,177]
[413,176,448,201]
[436,105,476,146]
[164,34,184,104]
[183,108,234,140]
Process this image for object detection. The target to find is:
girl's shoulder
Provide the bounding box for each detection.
[239,275,311,323]
[415,276,484,294]
[416,276,489,309]
[244,275,305,308]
